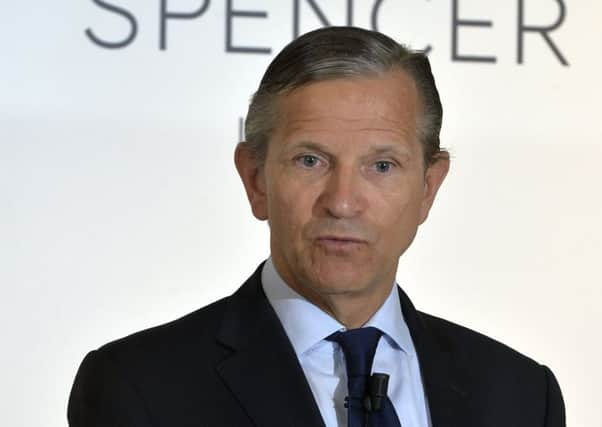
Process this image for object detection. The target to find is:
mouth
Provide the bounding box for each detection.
[315,235,367,252]
[317,235,366,243]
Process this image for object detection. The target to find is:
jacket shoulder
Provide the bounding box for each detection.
[99,263,265,359]
[415,311,565,425]
[93,295,233,372]
[68,279,265,426]
[418,310,543,369]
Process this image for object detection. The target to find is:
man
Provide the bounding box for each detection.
[68,27,565,427]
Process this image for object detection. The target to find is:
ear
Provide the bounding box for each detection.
[418,154,450,224]
[234,144,268,220]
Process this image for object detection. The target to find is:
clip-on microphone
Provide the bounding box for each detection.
[363,372,390,412]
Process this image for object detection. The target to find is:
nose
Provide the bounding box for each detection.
[318,163,367,219]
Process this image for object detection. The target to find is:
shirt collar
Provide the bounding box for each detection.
[261,257,415,357]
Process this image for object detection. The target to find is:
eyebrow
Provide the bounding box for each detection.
[285,141,413,160]
[367,144,412,157]
[288,141,330,153]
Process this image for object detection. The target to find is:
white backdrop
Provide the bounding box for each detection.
[2,1,601,426]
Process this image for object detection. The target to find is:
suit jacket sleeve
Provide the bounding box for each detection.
[68,350,154,427]
[543,365,566,427]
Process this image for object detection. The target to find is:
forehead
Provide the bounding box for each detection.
[272,71,420,146]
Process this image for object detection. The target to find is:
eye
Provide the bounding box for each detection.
[374,161,394,173]
[297,154,321,168]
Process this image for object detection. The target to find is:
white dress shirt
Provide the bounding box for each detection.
[261,257,432,427]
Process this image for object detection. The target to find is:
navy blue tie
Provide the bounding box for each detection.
[328,327,402,427]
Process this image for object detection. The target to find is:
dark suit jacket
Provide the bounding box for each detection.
[68,264,565,426]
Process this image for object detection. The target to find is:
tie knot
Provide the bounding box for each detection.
[327,326,383,378]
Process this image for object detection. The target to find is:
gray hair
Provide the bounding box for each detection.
[242,26,447,167]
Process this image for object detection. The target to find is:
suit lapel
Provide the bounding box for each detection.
[398,287,472,427]
[215,265,325,427]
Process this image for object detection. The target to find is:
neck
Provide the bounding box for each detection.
[313,287,392,329]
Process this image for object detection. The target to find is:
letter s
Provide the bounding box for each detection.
[85,0,137,49]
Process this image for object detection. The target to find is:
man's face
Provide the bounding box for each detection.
[236,70,448,308]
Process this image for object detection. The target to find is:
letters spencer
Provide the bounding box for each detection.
[85,0,569,66]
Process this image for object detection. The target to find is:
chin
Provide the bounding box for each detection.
[303,262,372,295]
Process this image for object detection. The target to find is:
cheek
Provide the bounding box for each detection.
[375,185,413,219]
[374,185,424,244]
[267,182,312,237]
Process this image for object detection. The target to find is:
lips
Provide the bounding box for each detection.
[316,235,366,244]
[315,235,367,252]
